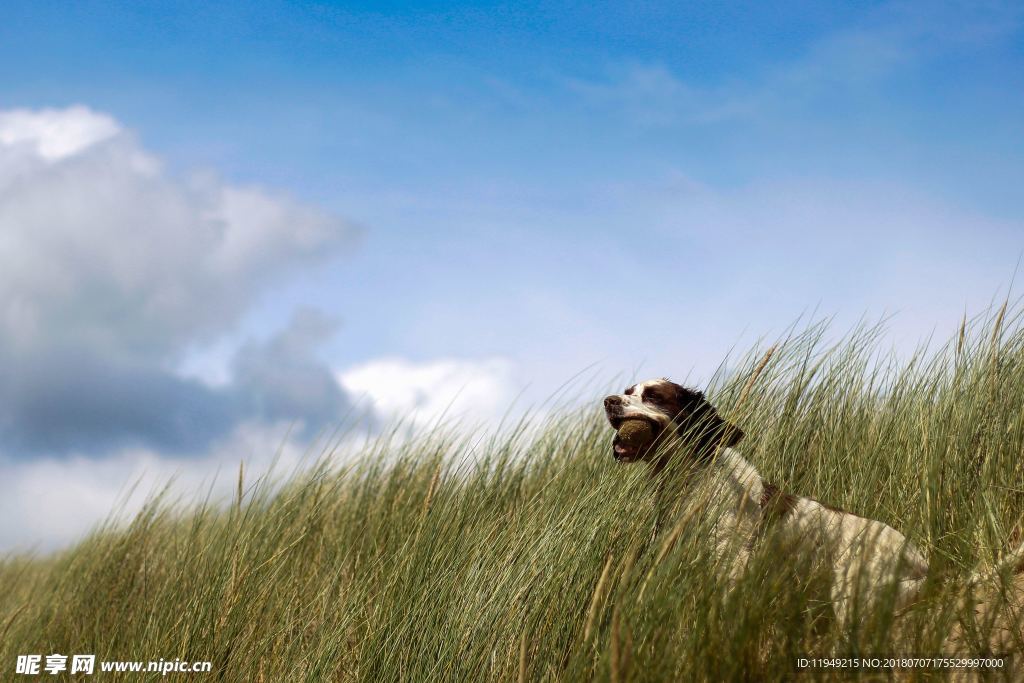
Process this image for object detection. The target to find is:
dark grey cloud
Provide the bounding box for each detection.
[0,310,355,455]
[0,350,237,454]
[0,107,362,457]
[232,308,356,440]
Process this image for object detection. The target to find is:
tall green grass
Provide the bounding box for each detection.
[3,308,1024,681]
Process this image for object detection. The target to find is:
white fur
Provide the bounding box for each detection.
[701,446,929,626]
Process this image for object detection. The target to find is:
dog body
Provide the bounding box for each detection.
[603,378,1015,625]
[699,444,929,623]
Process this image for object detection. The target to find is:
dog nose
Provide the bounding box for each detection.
[604,395,622,408]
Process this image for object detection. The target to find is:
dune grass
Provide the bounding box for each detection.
[3,308,1024,681]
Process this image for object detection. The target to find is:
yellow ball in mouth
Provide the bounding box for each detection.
[616,419,655,448]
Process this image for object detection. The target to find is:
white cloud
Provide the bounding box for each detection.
[0,106,121,161]
[0,420,322,552]
[0,106,358,361]
[339,357,520,430]
[0,106,360,455]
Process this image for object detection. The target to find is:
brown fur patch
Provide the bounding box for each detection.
[759,481,798,522]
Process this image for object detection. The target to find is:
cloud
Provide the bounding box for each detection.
[0,106,360,456]
[0,419,321,552]
[0,106,120,161]
[0,354,523,551]
[339,356,520,430]
[0,350,236,454]
[570,2,1022,127]
[233,308,358,438]
[568,64,753,126]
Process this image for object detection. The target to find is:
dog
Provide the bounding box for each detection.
[603,377,1024,627]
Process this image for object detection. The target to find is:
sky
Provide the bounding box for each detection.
[0,0,1022,550]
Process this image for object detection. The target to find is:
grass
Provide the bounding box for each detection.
[3,307,1024,681]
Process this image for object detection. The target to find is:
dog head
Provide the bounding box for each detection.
[603,378,743,464]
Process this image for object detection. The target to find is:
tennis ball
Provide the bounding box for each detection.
[617,419,654,448]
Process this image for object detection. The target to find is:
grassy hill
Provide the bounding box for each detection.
[3,310,1024,681]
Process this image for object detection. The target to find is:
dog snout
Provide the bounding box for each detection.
[604,395,623,409]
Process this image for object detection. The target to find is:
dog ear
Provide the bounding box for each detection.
[697,403,744,452]
[720,420,744,447]
[673,389,744,454]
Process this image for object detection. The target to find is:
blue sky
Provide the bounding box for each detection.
[0,1,1022,549]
